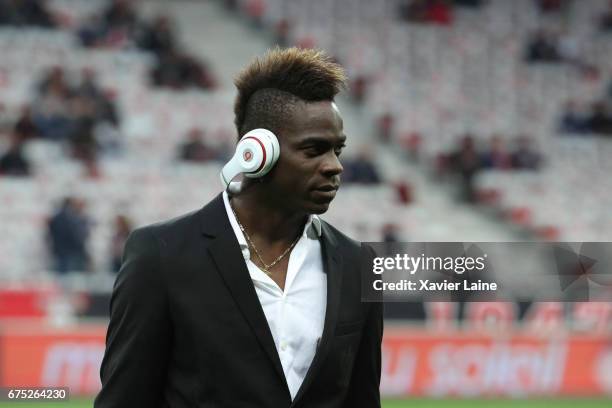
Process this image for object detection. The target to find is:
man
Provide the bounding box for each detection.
[95,47,383,408]
[47,197,91,274]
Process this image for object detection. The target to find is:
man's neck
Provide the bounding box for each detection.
[230,190,307,246]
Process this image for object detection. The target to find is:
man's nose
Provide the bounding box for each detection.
[321,151,343,177]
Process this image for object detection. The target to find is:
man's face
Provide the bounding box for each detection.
[267,100,345,215]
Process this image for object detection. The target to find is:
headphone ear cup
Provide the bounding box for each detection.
[236,139,265,172]
[243,129,280,178]
[220,136,264,189]
[219,128,280,191]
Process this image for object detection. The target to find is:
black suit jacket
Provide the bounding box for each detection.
[94,194,383,408]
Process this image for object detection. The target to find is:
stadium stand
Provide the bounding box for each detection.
[0,0,609,280]
[247,0,612,241]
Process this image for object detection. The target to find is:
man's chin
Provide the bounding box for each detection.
[306,200,332,215]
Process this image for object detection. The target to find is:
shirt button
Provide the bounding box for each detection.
[280,341,287,351]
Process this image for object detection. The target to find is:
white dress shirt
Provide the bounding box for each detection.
[222,191,327,400]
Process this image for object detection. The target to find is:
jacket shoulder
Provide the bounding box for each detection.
[320,220,362,252]
[131,207,204,252]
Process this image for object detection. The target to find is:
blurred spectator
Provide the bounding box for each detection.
[343,148,382,184]
[274,19,290,47]
[77,14,107,47]
[223,0,238,11]
[244,0,265,29]
[454,0,483,7]
[394,181,413,205]
[110,214,132,272]
[32,68,72,140]
[104,0,138,29]
[600,0,612,32]
[47,197,91,274]
[350,76,368,104]
[69,114,98,163]
[0,0,55,27]
[424,0,453,25]
[377,113,394,143]
[525,30,562,63]
[178,128,223,162]
[511,136,542,170]
[449,134,481,202]
[400,131,423,161]
[399,0,453,25]
[14,105,40,141]
[38,66,70,97]
[382,223,400,242]
[152,50,216,90]
[399,0,427,22]
[102,0,140,46]
[587,101,612,135]
[480,135,512,169]
[138,16,176,55]
[74,68,102,99]
[535,0,570,13]
[0,134,31,176]
[74,68,120,126]
[559,100,588,134]
[0,103,10,131]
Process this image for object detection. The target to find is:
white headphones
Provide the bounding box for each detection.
[220,128,280,194]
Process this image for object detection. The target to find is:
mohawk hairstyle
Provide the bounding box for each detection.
[233,47,347,138]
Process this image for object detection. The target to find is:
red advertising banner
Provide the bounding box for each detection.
[0,324,106,395]
[0,324,611,397]
[381,328,612,397]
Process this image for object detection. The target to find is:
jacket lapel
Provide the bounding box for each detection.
[200,194,288,390]
[291,223,343,406]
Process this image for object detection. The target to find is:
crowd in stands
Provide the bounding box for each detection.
[0,0,56,27]
[45,196,134,274]
[0,0,229,274]
[523,27,597,73]
[559,100,612,135]
[439,134,542,202]
[0,66,122,177]
[177,128,227,163]
[76,0,216,90]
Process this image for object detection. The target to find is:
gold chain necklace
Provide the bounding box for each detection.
[230,202,300,275]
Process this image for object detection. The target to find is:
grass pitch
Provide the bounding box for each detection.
[1,398,611,407]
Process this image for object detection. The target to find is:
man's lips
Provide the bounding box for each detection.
[314,185,339,192]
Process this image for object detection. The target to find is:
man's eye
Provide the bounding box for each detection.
[334,148,343,157]
[305,146,324,156]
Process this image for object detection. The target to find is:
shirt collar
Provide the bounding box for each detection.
[222,191,321,260]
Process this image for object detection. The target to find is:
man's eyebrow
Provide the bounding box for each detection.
[297,135,346,145]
